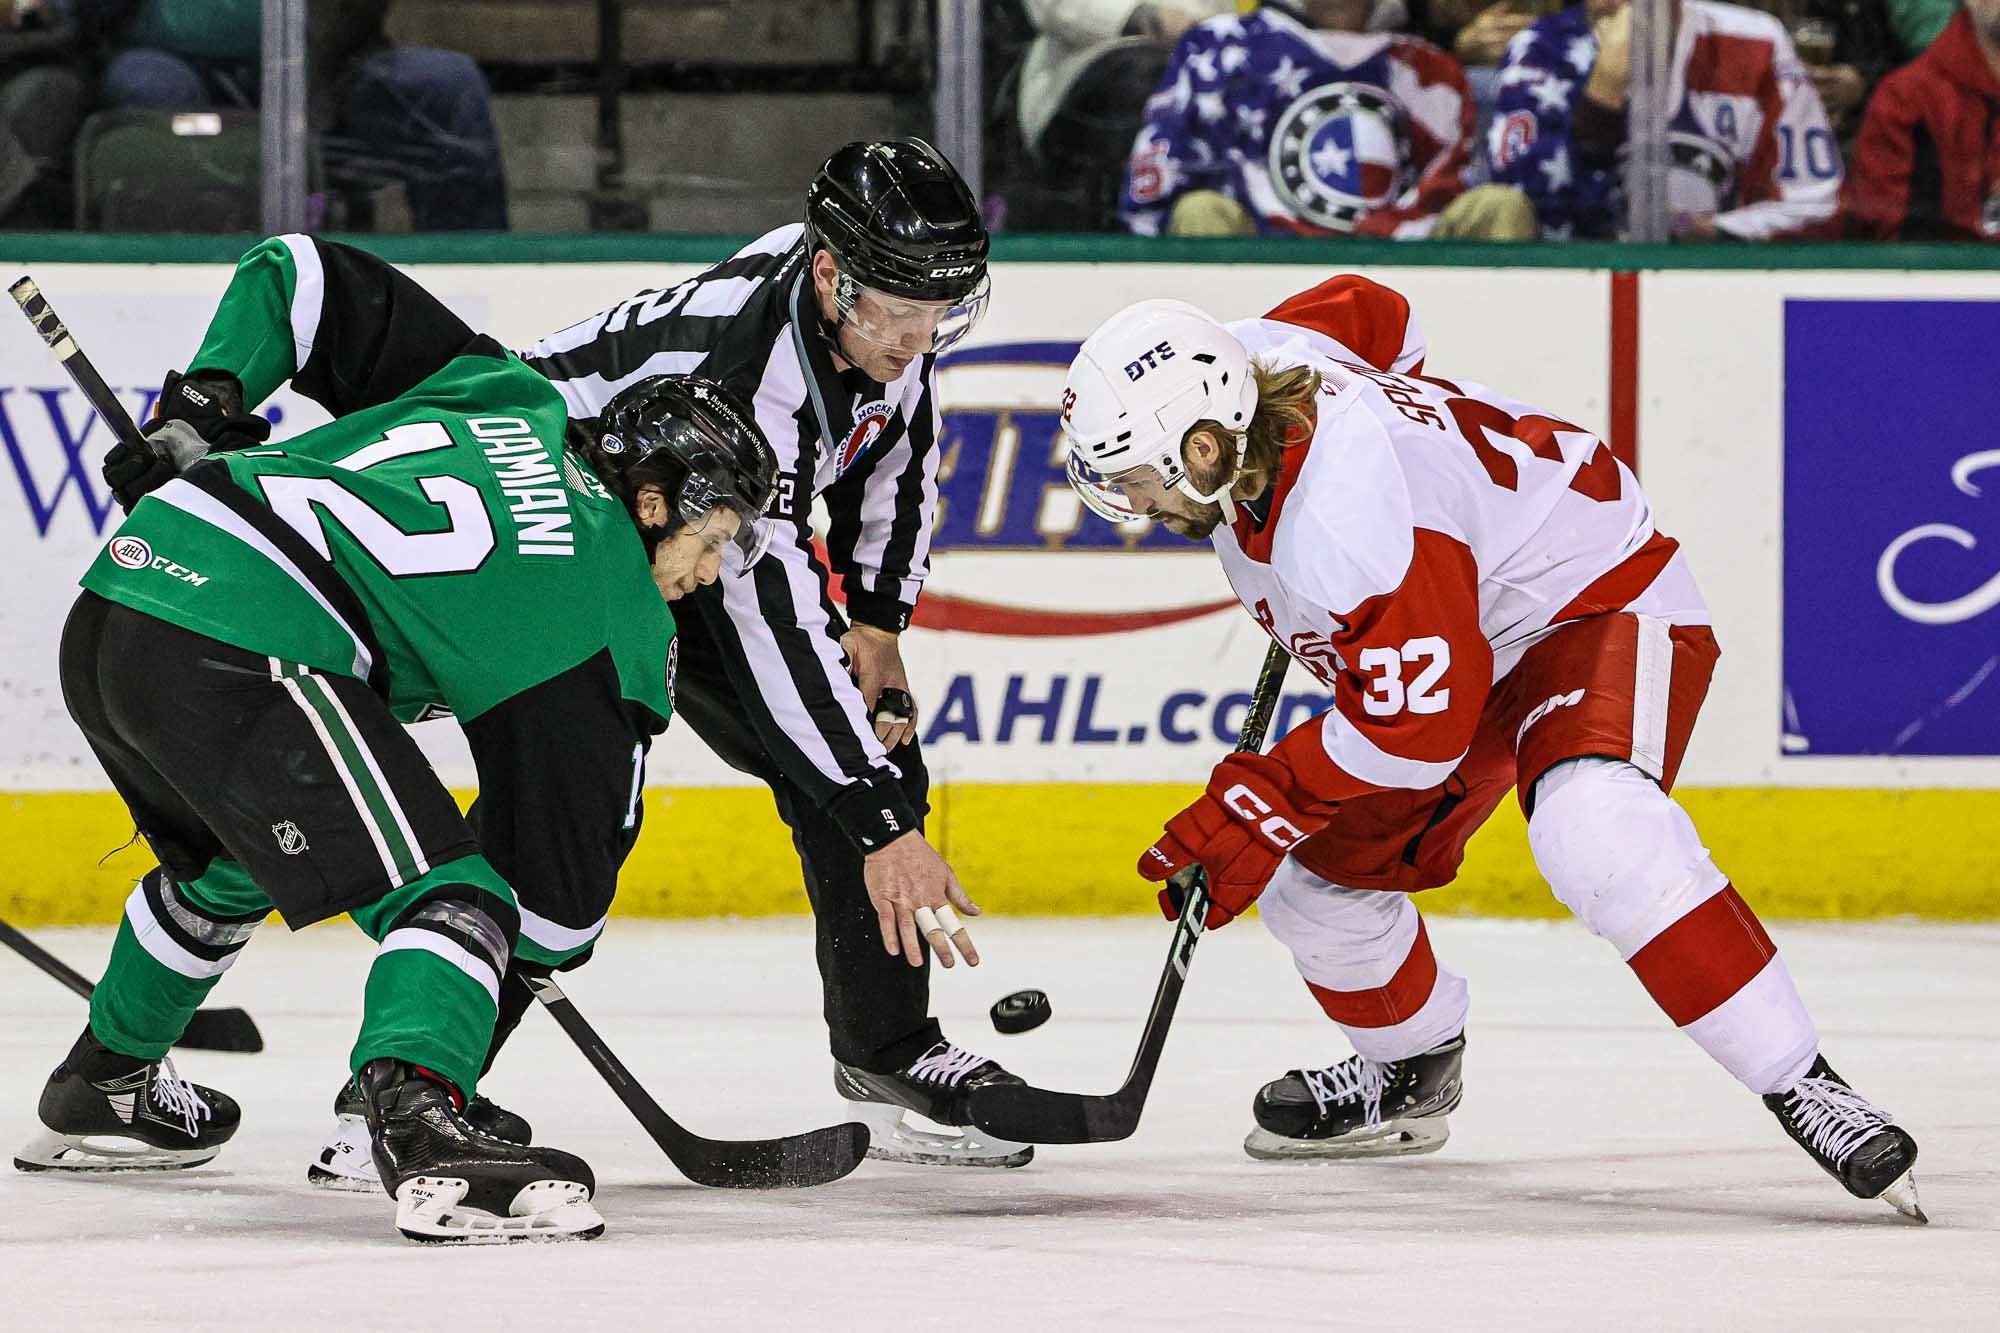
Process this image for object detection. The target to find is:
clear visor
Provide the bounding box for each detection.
[1065,451,1170,526]
[678,473,776,576]
[836,272,990,357]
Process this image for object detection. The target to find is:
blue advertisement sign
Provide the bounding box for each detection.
[1784,299,2000,756]
[0,385,301,539]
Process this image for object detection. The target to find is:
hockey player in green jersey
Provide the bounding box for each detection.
[16,234,777,1244]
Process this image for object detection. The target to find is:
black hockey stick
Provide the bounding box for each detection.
[10,276,151,451]
[0,917,265,1053]
[967,640,1293,1144]
[7,279,266,1056]
[527,972,870,1189]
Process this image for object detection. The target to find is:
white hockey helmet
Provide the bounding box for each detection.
[1061,299,1259,523]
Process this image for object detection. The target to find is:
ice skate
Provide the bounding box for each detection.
[835,1039,1034,1168]
[15,1032,239,1173]
[360,1059,601,1243]
[1763,1055,1925,1223]
[310,1072,533,1191]
[1244,1033,1465,1161]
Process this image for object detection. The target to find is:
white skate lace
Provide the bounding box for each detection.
[148,1058,213,1137]
[907,1041,986,1088]
[1302,1057,1390,1129]
[1782,1076,1892,1167]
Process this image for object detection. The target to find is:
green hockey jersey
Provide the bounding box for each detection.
[80,235,673,729]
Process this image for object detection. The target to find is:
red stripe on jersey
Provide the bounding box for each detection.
[1263,276,1415,373]
[1549,530,1680,623]
[1307,915,1441,1028]
[1744,52,1788,204]
[1273,529,1489,802]
[1626,885,1776,1026]
[1323,529,1489,766]
[1686,32,1774,99]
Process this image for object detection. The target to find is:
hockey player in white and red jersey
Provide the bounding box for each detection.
[1122,0,1474,237]
[1059,276,1925,1220]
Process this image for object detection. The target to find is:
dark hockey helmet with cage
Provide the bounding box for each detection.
[803,137,990,303]
[593,374,780,570]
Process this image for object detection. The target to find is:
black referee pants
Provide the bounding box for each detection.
[670,602,942,1075]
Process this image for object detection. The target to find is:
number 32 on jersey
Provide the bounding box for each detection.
[1358,636,1450,717]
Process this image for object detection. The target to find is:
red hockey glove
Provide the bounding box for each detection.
[1138,753,1332,929]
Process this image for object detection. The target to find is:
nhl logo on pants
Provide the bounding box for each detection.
[271,821,309,855]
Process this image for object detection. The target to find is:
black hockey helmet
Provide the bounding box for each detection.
[804,138,990,304]
[593,374,780,571]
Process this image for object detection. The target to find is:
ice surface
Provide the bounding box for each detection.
[2,917,1994,1331]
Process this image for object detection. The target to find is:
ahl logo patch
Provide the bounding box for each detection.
[108,535,153,569]
[271,820,309,856]
[836,400,894,478]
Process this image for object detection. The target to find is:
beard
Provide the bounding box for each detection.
[1159,502,1226,541]
[1157,447,1239,540]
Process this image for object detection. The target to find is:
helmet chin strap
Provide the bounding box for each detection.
[1175,429,1249,524]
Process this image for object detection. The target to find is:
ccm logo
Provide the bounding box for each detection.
[1222,784,1306,848]
[931,263,979,279]
[1124,341,1175,381]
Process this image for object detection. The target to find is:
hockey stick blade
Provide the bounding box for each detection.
[528,973,869,1189]
[175,1006,267,1053]
[967,642,1292,1145]
[966,878,1207,1143]
[0,917,265,1053]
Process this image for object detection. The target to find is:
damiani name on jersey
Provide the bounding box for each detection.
[471,416,575,557]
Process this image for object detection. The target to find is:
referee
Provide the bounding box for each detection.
[522,139,1030,1167]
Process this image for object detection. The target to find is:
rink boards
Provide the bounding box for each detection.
[1,242,1996,924]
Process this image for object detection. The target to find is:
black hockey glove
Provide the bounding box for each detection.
[102,370,271,512]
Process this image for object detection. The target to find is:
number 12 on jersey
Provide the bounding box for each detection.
[257,420,499,577]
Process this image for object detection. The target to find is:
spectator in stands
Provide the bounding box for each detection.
[1006,1,1234,230]
[1882,0,1957,52]
[0,0,87,227]
[67,0,506,230]
[1483,0,1842,238]
[1426,0,1543,131]
[1842,0,2000,239]
[1735,0,1907,135]
[1122,0,1514,237]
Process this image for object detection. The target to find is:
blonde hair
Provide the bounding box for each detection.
[1184,357,1323,491]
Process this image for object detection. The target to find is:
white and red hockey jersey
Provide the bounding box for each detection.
[1217,277,1710,800]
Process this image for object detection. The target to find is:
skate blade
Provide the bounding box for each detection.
[846,1100,1034,1169]
[14,1128,218,1173]
[1243,1117,1451,1162]
[393,1176,604,1244]
[1877,1170,1928,1224]
[306,1115,380,1193]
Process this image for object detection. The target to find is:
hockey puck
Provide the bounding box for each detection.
[990,989,1051,1034]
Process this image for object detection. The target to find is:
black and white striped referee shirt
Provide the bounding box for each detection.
[519,224,942,842]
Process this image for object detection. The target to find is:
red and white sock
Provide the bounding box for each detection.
[1260,864,1469,1063]
[1530,758,1818,1094]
